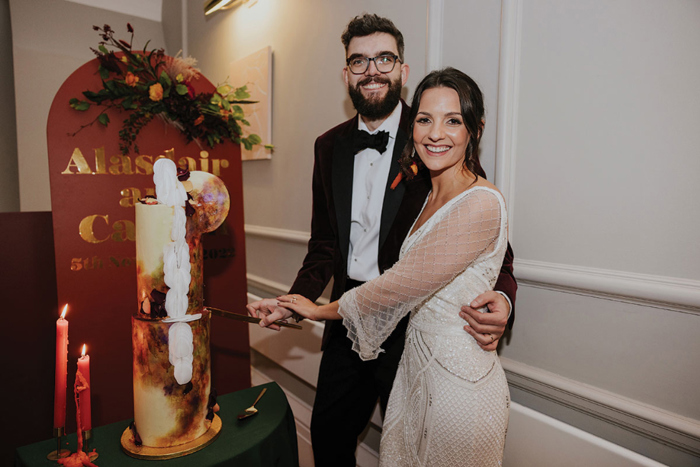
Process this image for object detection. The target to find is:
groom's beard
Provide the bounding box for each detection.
[349,75,403,121]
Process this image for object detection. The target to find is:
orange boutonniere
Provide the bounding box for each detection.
[390,161,418,190]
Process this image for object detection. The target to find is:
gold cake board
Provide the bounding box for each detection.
[120,414,222,460]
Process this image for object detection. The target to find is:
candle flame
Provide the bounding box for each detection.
[60,304,68,319]
[81,344,87,357]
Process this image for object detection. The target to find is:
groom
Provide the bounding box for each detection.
[247,14,517,466]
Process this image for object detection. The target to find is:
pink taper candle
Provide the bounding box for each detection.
[77,344,92,431]
[53,305,68,428]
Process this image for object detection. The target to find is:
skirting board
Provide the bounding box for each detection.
[503,357,700,465]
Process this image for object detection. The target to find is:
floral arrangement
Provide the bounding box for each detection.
[70,24,263,155]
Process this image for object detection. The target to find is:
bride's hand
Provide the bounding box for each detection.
[277,294,321,321]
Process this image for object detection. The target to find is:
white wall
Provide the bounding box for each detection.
[9,0,165,211]
[489,0,700,464]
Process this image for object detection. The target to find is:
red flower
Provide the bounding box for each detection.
[185,81,195,99]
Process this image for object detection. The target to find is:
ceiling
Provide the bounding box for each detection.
[64,0,164,23]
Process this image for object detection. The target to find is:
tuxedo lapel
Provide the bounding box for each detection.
[332,129,355,265]
[378,126,407,251]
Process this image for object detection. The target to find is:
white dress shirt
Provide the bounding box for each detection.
[347,103,403,282]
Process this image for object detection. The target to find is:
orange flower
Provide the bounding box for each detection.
[149,83,163,101]
[194,115,205,126]
[125,72,139,87]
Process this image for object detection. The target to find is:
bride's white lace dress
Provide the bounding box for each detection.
[339,186,510,466]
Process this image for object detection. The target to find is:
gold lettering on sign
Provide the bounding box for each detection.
[78,215,135,243]
[71,256,104,271]
[62,147,232,176]
[200,151,209,172]
[135,155,154,175]
[212,158,229,176]
[112,220,135,242]
[61,148,93,174]
[119,187,154,207]
[179,157,197,172]
[94,147,107,174]
[109,155,134,175]
[119,188,141,208]
[79,214,110,243]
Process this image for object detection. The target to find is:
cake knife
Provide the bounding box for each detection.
[207,307,303,330]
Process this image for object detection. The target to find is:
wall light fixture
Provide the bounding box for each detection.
[203,0,249,16]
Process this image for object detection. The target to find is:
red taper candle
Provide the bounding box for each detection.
[53,305,68,428]
[77,344,91,431]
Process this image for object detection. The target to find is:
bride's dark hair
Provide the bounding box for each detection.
[399,67,486,179]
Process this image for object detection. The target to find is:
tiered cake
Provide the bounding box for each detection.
[130,158,230,449]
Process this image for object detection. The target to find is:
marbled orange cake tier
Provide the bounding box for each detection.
[131,311,211,447]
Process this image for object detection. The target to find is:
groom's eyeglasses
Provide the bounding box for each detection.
[346,54,401,75]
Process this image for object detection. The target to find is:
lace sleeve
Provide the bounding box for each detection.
[338,189,504,360]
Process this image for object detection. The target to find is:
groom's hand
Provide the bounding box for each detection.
[460,291,509,351]
[246,298,293,331]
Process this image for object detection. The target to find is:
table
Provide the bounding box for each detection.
[15,382,298,467]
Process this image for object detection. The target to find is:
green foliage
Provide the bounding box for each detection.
[69,24,265,155]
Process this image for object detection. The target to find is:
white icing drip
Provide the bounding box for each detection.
[168,322,194,385]
[154,159,187,207]
[153,158,198,385]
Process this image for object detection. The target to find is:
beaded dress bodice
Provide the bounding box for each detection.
[339,186,510,466]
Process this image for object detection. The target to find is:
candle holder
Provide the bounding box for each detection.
[46,427,70,460]
[82,429,99,461]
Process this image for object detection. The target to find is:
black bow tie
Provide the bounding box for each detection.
[350,129,390,154]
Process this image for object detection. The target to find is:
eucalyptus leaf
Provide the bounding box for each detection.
[159,70,172,87]
[216,85,233,96]
[234,86,250,100]
[248,134,262,145]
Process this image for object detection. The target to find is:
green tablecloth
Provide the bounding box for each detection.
[15,382,298,467]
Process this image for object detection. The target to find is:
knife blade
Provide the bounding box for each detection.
[207,306,302,330]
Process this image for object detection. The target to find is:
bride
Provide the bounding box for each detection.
[276,67,509,466]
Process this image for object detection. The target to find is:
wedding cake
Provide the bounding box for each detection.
[130,158,229,448]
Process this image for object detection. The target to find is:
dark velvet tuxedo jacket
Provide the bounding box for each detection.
[289,101,517,348]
